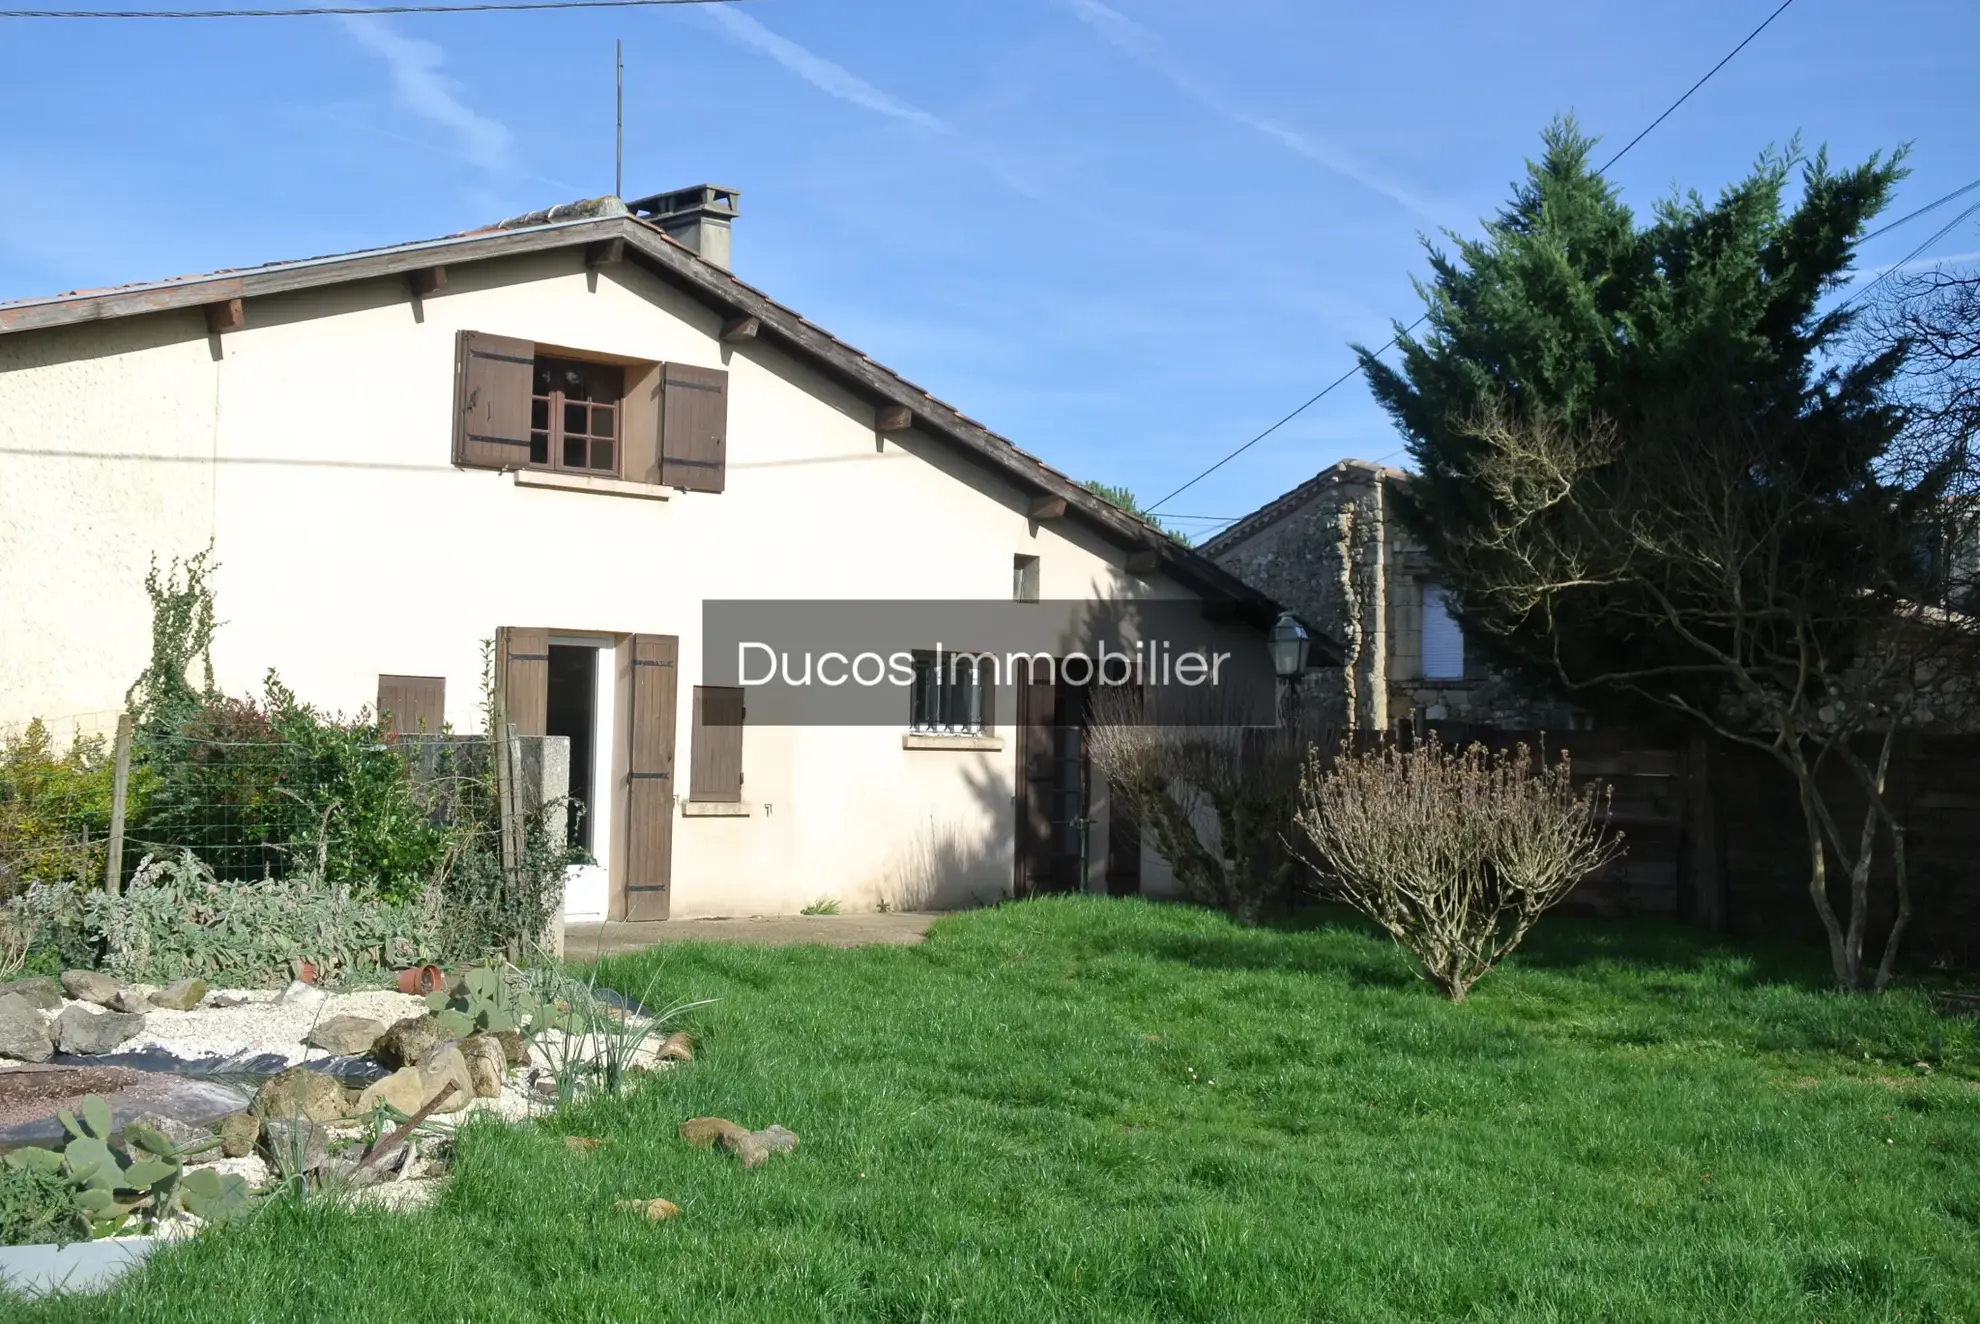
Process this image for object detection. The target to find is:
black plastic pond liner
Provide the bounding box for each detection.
[589,988,653,1018]
[47,1048,390,1087]
[0,1072,250,1152]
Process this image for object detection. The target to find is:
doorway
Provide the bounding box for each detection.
[1016,670,1091,897]
[545,640,616,922]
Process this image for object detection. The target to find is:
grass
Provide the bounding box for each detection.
[15,897,1980,1322]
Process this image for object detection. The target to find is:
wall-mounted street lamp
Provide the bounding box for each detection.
[1267,611,1312,681]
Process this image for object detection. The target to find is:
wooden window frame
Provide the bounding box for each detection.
[529,356,625,478]
[909,650,995,737]
[1013,554,1041,603]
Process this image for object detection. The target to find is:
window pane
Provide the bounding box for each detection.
[563,435,585,468]
[561,367,584,394]
[911,659,935,729]
[591,406,615,439]
[530,432,549,465]
[590,438,614,471]
[1420,584,1465,679]
[564,402,588,437]
[531,398,550,430]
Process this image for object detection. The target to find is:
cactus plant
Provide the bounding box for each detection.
[426,965,549,1037]
[1,1095,251,1240]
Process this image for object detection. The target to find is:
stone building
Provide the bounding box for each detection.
[1204,459,1588,733]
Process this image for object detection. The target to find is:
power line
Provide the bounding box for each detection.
[1859,176,1980,246]
[1593,0,1798,175]
[1839,197,1980,314]
[1148,0,1802,514]
[0,0,738,17]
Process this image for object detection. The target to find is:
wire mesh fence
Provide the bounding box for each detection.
[1,714,505,900]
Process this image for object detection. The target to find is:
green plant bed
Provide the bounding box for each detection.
[12,898,1980,1321]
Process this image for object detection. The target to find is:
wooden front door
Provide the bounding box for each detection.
[1016,671,1091,897]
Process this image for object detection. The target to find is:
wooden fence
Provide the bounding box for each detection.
[1423,723,1980,967]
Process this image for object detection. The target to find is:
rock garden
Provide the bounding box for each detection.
[0,961,692,1293]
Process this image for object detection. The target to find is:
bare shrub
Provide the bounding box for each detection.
[1294,736,1622,1000]
[1088,687,1327,925]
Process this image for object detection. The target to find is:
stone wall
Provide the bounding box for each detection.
[1209,461,1585,732]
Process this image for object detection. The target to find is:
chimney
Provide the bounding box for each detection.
[625,185,741,271]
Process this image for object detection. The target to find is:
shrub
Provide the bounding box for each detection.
[0,1159,87,1247]
[1088,688,1325,925]
[1293,736,1623,1001]
[131,673,448,901]
[76,849,443,984]
[0,719,123,899]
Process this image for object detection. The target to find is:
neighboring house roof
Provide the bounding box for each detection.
[0,196,1329,654]
[1200,457,1408,560]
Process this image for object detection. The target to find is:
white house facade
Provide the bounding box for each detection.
[0,187,1318,923]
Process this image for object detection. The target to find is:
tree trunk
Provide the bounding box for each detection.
[1786,741,1855,990]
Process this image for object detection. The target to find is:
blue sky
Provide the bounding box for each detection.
[3,0,1975,535]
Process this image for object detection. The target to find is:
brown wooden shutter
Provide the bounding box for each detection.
[377,675,445,737]
[688,686,744,803]
[494,627,549,737]
[625,633,679,920]
[659,363,728,493]
[453,331,535,470]
[619,362,665,485]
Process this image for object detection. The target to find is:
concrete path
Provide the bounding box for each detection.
[563,912,943,958]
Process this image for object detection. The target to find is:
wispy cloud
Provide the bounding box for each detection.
[339,17,512,174]
[704,7,950,134]
[1062,0,1445,225]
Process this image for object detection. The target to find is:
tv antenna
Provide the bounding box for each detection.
[614,38,624,197]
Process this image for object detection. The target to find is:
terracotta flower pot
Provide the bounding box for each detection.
[397,964,445,996]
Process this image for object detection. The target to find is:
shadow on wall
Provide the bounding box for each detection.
[873,757,1012,912]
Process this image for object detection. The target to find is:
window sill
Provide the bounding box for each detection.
[682,801,751,817]
[902,733,1005,752]
[513,469,670,501]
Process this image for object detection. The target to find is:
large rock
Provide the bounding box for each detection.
[59,970,120,1007]
[0,978,65,1012]
[305,1015,387,1057]
[124,1111,221,1164]
[460,1035,507,1100]
[251,1066,348,1123]
[415,1044,475,1115]
[53,1004,145,1055]
[375,1014,450,1070]
[492,1028,528,1067]
[354,1066,426,1118]
[275,980,327,1010]
[148,978,210,1012]
[0,993,54,1063]
[260,1117,329,1175]
[677,1117,793,1170]
[108,989,153,1014]
[218,1110,259,1158]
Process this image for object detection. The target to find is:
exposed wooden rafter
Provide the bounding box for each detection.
[719,315,760,343]
[585,238,625,270]
[409,266,447,298]
[203,298,244,334]
[1027,494,1068,520]
[876,404,913,433]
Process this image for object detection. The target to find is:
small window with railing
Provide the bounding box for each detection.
[530,358,623,475]
[910,651,994,736]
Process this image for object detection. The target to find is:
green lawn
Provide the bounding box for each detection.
[18,898,1980,1322]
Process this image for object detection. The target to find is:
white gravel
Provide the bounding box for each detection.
[114,985,430,1065]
